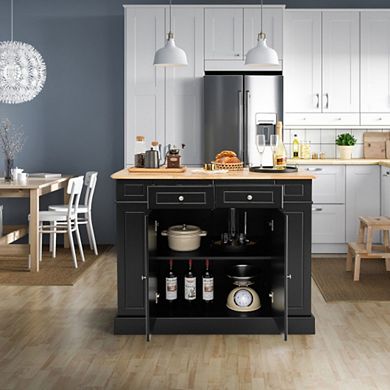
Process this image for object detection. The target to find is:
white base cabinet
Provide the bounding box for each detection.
[381,167,390,217]
[312,205,346,244]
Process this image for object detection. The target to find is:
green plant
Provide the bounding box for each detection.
[335,133,357,146]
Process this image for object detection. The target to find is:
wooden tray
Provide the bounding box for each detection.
[249,166,298,173]
[127,166,186,173]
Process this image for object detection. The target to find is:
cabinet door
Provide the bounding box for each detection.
[244,8,283,62]
[124,8,165,166]
[284,203,311,316]
[346,166,380,242]
[312,205,346,243]
[322,11,360,113]
[284,11,322,113]
[381,167,390,217]
[205,8,243,60]
[166,8,204,165]
[361,11,390,114]
[117,203,147,316]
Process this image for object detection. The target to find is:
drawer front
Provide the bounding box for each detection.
[282,180,312,202]
[361,113,390,127]
[216,185,283,208]
[312,204,346,243]
[148,186,214,209]
[299,165,345,204]
[285,113,359,127]
[117,181,147,202]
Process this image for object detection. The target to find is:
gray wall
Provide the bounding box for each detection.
[0,0,388,244]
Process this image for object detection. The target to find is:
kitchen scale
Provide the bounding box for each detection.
[226,265,261,312]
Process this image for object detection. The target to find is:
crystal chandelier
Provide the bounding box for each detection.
[0,0,46,104]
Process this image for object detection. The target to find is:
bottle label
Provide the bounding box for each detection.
[184,276,196,300]
[202,277,214,301]
[166,276,177,300]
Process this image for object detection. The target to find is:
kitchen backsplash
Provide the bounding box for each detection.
[283,128,390,159]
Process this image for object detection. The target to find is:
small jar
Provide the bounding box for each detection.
[134,136,146,167]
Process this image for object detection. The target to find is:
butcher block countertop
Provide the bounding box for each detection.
[111,168,316,180]
[287,158,390,167]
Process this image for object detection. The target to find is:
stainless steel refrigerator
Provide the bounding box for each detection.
[204,74,283,166]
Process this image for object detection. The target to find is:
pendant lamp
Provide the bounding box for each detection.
[0,0,46,104]
[153,0,187,67]
[245,0,279,67]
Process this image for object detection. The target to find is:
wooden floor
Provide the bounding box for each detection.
[0,249,389,390]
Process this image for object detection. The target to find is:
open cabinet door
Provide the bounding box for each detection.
[271,214,289,340]
[144,216,151,342]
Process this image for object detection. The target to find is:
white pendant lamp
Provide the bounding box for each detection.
[245,0,279,67]
[0,0,46,104]
[153,0,187,67]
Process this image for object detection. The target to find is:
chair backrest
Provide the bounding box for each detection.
[83,171,98,210]
[67,176,84,218]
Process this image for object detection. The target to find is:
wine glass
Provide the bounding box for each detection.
[256,134,266,167]
[270,134,279,152]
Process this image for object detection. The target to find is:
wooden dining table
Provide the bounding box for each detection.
[0,176,71,272]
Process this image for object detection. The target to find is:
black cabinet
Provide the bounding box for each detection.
[115,179,314,337]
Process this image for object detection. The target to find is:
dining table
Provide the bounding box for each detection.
[0,176,71,272]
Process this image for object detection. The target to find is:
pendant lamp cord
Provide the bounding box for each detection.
[10,0,14,41]
[169,0,172,33]
[260,0,263,34]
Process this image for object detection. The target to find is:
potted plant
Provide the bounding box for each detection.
[336,133,357,160]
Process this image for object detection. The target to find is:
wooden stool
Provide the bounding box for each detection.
[347,216,390,281]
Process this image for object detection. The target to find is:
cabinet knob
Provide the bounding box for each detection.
[287,274,292,280]
[141,275,146,281]
[247,194,253,201]
[178,195,184,202]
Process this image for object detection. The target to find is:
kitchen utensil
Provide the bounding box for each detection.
[17,172,27,184]
[144,148,161,168]
[256,134,266,167]
[161,224,207,252]
[11,167,23,181]
[166,144,185,168]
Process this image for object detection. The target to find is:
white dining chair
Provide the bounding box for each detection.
[29,176,85,269]
[49,171,98,255]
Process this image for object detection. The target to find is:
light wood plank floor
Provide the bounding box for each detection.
[0,248,389,390]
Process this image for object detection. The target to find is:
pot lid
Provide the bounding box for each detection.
[168,224,201,235]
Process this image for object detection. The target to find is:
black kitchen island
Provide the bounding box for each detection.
[111,168,316,340]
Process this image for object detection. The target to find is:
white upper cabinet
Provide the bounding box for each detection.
[361,11,390,118]
[124,7,165,166]
[205,8,243,60]
[284,11,322,113]
[243,8,283,62]
[322,11,360,113]
[165,8,204,165]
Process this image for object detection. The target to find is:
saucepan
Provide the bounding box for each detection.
[161,224,207,251]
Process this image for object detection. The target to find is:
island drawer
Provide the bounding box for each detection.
[282,180,312,202]
[117,181,147,202]
[215,185,283,208]
[148,186,214,209]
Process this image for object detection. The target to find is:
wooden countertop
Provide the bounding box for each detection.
[287,158,390,167]
[111,168,316,180]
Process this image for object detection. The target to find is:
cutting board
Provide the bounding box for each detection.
[363,132,390,158]
[127,166,186,173]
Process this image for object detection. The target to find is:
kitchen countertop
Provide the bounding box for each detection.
[111,168,316,180]
[287,158,390,167]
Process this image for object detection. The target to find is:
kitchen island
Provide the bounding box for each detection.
[112,168,316,340]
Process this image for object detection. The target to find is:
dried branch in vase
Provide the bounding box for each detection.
[0,119,25,159]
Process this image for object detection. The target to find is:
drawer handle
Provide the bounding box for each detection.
[378,117,383,121]
[247,194,253,201]
[312,207,323,212]
[178,195,184,202]
[234,53,240,57]
[306,168,323,172]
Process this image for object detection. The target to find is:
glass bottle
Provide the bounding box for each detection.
[134,136,145,168]
[202,259,214,303]
[274,121,287,170]
[184,259,196,301]
[292,134,300,159]
[165,259,177,302]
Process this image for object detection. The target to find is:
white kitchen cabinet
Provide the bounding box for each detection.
[346,166,380,242]
[124,7,165,166]
[312,205,346,244]
[361,11,390,118]
[284,11,322,113]
[244,8,283,62]
[300,165,345,204]
[205,8,243,60]
[166,8,204,165]
[322,11,360,113]
[381,166,390,217]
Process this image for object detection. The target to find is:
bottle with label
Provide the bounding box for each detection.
[165,259,177,302]
[202,259,214,303]
[274,121,287,170]
[292,134,300,159]
[134,136,146,168]
[184,259,196,301]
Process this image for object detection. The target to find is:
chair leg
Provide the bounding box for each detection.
[354,254,361,281]
[346,247,353,271]
[49,222,53,252]
[39,225,43,262]
[53,221,57,259]
[384,230,390,252]
[366,227,373,253]
[68,227,78,269]
[85,214,93,251]
[75,224,85,262]
[358,221,365,243]
[87,213,98,255]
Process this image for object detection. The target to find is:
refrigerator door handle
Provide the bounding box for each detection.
[244,90,251,164]
[238,90,243,160]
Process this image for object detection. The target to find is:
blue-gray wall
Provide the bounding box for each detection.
[0,0,388,244]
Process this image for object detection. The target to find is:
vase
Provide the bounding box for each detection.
[337,145,354,160]
[4,158,14,182]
